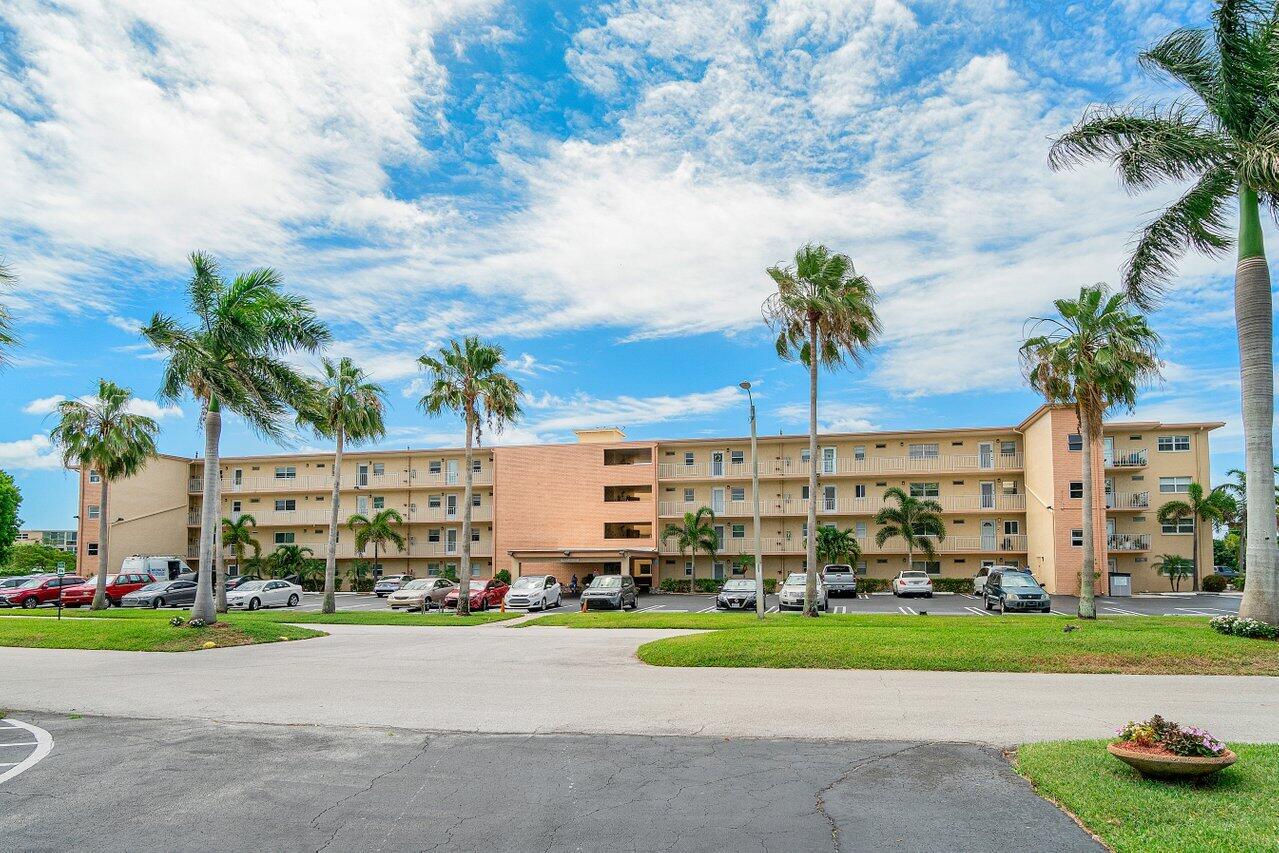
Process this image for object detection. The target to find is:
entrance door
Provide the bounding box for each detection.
[356,495,369,516]
[821,447,837,474]
[710,487,725,514]
[713,525,725,551]
[357,464,370,487]
[445,459,459,485]
[233,468,243,487]
[445,494,458,518]
[823,485,836,512]
[1104,477,1115,509]
[1102,436,1115,466]
[445,528,457,554]
[978,442,994,469]
[980,481,995,509]
[711,452,724,477]
[980,520,996,550]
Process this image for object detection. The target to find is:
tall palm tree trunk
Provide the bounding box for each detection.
[323,429,343,613]
[192,400,220,623]
[1078,414,1098,619]
[91,475,110,609]
[805,315,819,617]
[459,411,474,615]
[1236,188,1278,623]
[1239,516,1247,574]
[215,475,227,613]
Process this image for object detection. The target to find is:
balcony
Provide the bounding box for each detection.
[658,492,1027,518]
[1105,450,1147,469]
[657,452,1023,480]
[189,504,495,527]
[1107,533,1151,552]
[1107,492,1150,511]
[663,533,1029,556]
[189,469,493,493]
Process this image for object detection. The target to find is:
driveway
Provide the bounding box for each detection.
[2,623,1276,745]
[0,713,1099,852]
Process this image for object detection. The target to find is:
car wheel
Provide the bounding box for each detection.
[153,597,164,609]
[997,599,1005,615]
[249,597,260,611]
[287,594,299,607]
[983,596,992,611]
[925,592,933,599]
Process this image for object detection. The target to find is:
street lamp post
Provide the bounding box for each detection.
[740,382,765,619]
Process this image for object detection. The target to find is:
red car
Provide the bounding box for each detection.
[61,573,156,608]
[0,575,88,609]
[442,578,509,611]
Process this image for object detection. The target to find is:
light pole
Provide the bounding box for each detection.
[740,381,765,619]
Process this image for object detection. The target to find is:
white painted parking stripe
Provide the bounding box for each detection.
[1051,609,1069,616]
[766,606,778,613]
[833,605,846,614]
[1102,606,1148,616]
[962,606,990,617]
[0,720,52,786]
[898,605,916,615]
[697,606,717,613]
[1175,606,1236,613]
[638,604,666,612]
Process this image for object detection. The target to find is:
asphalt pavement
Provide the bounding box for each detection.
[0,713,1099,853]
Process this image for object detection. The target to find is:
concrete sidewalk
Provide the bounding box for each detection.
[4,623,1277,746]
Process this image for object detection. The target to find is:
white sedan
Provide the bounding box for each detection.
[226,579,303,611]
[503,574,562,610]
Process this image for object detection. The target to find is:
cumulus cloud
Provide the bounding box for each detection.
[22,394,182,420]
[776,401,881,433]
[0,434,65,470]
[23,395,67,415]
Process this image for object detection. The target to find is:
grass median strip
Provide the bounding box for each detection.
[524,613,1279,675]
[0,608,521,626]
[1015,740,1279,851]
[0,613,323,652]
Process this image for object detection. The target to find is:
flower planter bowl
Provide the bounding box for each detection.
[1107,742,1236,780]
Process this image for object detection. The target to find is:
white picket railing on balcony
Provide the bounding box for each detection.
[1104,450,1148,468]
[189,469,493,493]
[1107,533,1151,551]
[1107,492,1150,510]
[657,452,1023,479]
[658,492,1027,517]
[189,504,495,526]
[666,533,1029,556]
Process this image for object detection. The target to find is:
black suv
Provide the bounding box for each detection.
[581,575,639,610]
[983,569,1051,614]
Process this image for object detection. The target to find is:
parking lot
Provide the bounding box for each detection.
[295,590,1242,617]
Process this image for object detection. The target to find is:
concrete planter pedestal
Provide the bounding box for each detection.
[1107,743,1236,779]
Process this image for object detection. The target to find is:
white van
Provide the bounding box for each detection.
[120,555,191,582]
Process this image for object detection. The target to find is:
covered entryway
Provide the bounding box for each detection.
[507,548,660,590]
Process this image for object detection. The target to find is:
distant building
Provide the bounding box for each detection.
[16,529,78,553]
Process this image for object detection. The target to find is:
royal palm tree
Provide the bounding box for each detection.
[418,337,523,615]
[221,514,260,584]
[816,525,863,567]
[0,258,18,365]
[763,244,879,616]
[874,487,945,575]
[51,380,159,610]
[1156,482,1237,588]
[1020,285,1161,618]
[347,508,405,578]
[1048,3,1277,622]
[267,543,314,583]
[296,357,387,614]
[662,507,719,591]
[142,252,329,623]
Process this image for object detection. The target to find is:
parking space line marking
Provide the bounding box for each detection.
[898,605,916,615]
[1050,609,1069,616]
[962,606,990,616]
[1175,606,1235,613]
[766,606,778,613]
[0,721,52,786]
[697,606,717,613]
[833,605,847,614]
[1102,606,1148,616]
[638,604,666,612]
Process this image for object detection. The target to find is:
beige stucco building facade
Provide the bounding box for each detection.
[75,406,1219,594]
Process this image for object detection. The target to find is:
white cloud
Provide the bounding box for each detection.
[23,395,67,415]
[125,399,184,420]
[506,353,561,377]
[776,401,881,433]
[106,314,143,334]
[0,434,65,470]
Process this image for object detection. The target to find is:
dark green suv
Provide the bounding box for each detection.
[983,569,1051,614]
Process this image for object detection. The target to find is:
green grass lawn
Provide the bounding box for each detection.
[0,608,520,626]
[526,613,1279,675]
[0,613,323,652]
[1016,740,1279,852]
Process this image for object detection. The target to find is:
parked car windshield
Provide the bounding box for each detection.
[136,582,168,593]
[235,581,267,591]
[722,580,754,591]
[783,573,807,586]
[14,578,49,589]
[511,576,544,589]
[1000,574,1039,588]
[402,579,432,590]
[590,577,623,589]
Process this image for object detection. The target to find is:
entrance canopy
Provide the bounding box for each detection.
[508,547,658,578]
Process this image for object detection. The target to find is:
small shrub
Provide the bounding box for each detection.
[859,578,890,593]
[763,578,777,594]
[495,569,512,585]
[659,578,676,592]
[1115,715,1227,758]
[932,577,972,593]
[1234,573,1246,591]
[187,618,207,629]
[1201,574,1228,592]
[169,616,186,627]
[693,578,723,593]
[1210,614,1277,640]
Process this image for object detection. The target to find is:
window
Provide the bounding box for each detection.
[88,470,101,483]
[1067,434,1082,451]
[274,499,296,512]
[87,504,100,519]
[373,462,385,476]
[730,450,744,465]
[1000,441,1016,455]
[909,482,939,498]
[427,563,440,577]
[855,521,867,537]
[1070,529,1083,547]
[471,459,481,473]
[274,466,296,479]
[854,484,866,498]
[428,529,440,543]
[731,524,745,539]
[428,495,441,509]
[853,445,866,461]
[1003,520,1019,535]
[470,565,481,577]
[730,487,745,502]
[800,448,811,464]
[1162,518,1194,534]
[1069,482,1083,499]
[911,560,942,575]
[274,532,295,545]
[908,443,939,459]
[684,560,693,577]
[801,485,809,500]
[683,488,694,503]
[87,542,99,556]
[472,529,481,542]
[428,460,442,474]
[373,496,385,510]
[712,561,725,580]
[231,501,242,513]
[1157,435,1191,452]
[683,452,695,466]
[472,493,481,507]
[1160,476,1192,494]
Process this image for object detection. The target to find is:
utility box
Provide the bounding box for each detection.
[1108,573,1132,597]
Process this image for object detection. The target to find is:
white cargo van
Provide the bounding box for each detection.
[120,555,191,582]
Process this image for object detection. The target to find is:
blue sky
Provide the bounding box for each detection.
[0,0,1267,527]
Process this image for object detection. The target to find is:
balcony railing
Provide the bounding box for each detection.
[1107,533,1151,551]
[1104,450,1148,469]
[657,452,1023,479]
[189,504,495,526]
[658,493,1027,518]
[1107,492,1150,511]
[665,533,1029,556]
[190,541,495,560]
[189,470,493,493]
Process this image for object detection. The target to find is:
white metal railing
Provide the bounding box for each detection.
[661,533,1029,556]
[657,492,1027,517]
[190,504,495,526]
[189,469,493,493]
[1108,533,1151,551]
[1107,492,1150,510]
[657,452,1023,480]
[1105,450,1148,468]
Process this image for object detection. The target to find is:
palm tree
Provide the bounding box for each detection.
[1048,3,1277,623]
[0,258,19,365]
[1020,285,1161,618]
[1156,482,1236,589]
[266,544,314,583]
[142,252,329,622]
[221,514,260,582]
[418,337,523,615]
[662,507,719,592]
[763,244,879,616]
[1154,554,1195,592]
[51,380,159,610]
[347,508,405,577]
[296,357,387,614]
[1219,466,1279,574]
[816,525,863,567]
[873,487,945,575]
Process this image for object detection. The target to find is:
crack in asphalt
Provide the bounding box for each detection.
[815,742,925,852]
[312,735,433,853]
